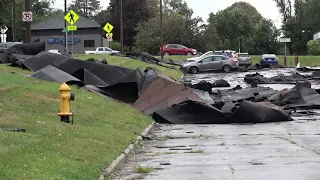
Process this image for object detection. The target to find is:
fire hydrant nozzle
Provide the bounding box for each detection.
[57,83,75,123]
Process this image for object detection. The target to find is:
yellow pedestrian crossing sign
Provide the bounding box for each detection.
[103,23,114,33]
[106,33,113,37]
[64,10,79,25]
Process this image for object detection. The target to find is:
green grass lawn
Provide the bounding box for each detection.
[73,54,183,79]
[0,65,152,179]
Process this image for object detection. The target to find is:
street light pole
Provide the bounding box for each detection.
[120,0,123,54]
[160,0,163,59]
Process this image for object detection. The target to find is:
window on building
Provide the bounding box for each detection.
[84,40,95,47]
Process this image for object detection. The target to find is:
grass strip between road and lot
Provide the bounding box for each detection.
[74,54,183,79]
[0,65,152,179]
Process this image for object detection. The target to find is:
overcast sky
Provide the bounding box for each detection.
[53,0,282,28]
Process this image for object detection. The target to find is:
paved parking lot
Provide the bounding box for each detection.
[113,68,320,180]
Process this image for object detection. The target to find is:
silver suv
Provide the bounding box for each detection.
[181,55,239,74]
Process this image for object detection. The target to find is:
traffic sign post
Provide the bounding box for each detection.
[0,34,7,43]
[103,22,114,47]
[64,10,80,55]
[280,38,291,56]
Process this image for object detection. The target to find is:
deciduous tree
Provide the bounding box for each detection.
[105,0,158,49]
[68,0,101,18]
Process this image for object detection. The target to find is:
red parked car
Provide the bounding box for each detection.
[160,44,197,56]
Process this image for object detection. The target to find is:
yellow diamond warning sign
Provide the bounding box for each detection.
[103,23,114,33]
[64,10,79,25]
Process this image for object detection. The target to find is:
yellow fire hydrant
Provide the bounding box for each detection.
[57,83,75,123]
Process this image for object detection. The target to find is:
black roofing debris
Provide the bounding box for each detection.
[273,81,320,110]
[184,79,230,93]
[244,72,313,85]
[1,42,320,124]
[125,52,178,69]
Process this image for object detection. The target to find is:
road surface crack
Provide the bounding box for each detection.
[277,136,320,156]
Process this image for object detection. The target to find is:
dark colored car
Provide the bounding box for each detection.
[237,53,252,67]
[160,44,197,56]
[260,54,279,65]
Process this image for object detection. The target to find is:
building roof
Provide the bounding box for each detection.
[31,13,100,30]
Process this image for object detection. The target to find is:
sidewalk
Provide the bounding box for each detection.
[113,119,320,180]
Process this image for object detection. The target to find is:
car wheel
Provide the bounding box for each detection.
[223,65,231,73]
[187,52,192,56]
[164,52,170,56]
[190,67,198,74]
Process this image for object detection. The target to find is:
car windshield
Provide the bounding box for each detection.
[238,54,249,57]
[263,54,276,58]
[199,52,213,58]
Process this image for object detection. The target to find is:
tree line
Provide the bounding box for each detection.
[0,0,319,55]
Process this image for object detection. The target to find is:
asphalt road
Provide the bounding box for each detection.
[112,68,320,180]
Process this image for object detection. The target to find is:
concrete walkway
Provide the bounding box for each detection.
[113,118,320,180]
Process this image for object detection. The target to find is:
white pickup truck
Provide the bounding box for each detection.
[85,47,120,55]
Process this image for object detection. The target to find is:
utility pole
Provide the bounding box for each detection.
[64,0,68,54]
[120,0,123,54]
[160,0,163,59]
[12,0,16,42]
[25,0,31,43]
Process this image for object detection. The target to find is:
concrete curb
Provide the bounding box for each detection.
[99,121,155,180]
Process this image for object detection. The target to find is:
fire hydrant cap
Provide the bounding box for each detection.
[59,83,71,91]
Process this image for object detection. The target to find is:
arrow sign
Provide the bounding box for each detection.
[0,26,8,34]
[103,23,114,33]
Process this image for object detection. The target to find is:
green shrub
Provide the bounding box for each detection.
[110,41,120,51]
[307,40,320,55]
